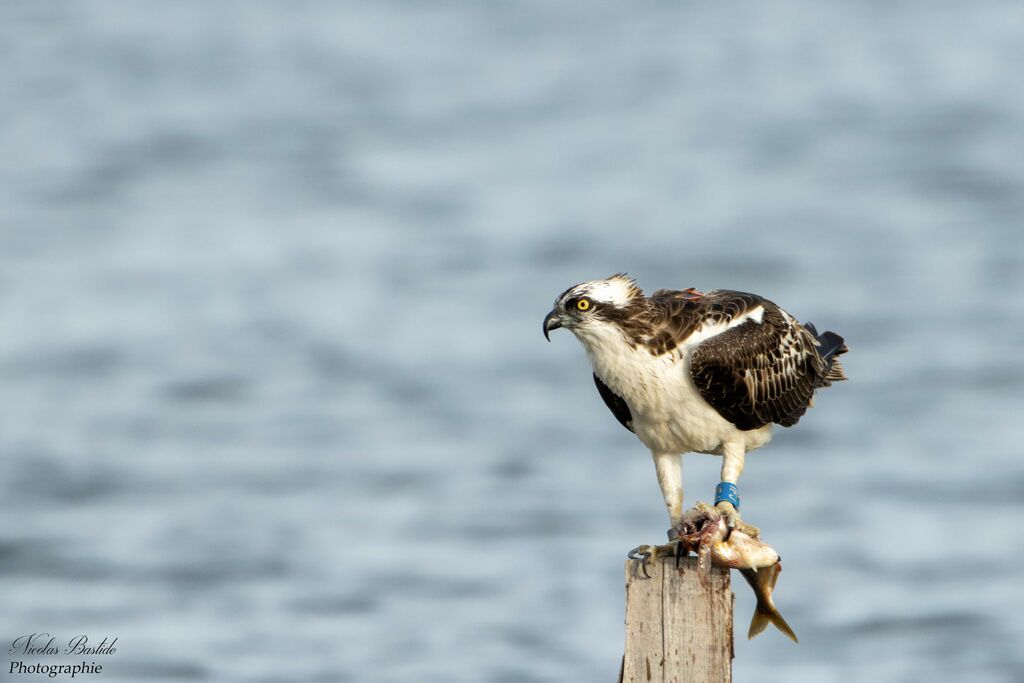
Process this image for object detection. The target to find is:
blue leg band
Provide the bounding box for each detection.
[715,482,740,509]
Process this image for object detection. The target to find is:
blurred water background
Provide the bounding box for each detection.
[1,2,1023,682]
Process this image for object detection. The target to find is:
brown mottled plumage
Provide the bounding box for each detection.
[686,292,847,430]
[544,274,848,534]
[579,284,847,431]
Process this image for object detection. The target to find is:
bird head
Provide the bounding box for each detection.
[543,273,644,341]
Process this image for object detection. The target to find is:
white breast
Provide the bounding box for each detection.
[573,315,772,456]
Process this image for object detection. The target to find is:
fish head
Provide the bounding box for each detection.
[674,501,728,552]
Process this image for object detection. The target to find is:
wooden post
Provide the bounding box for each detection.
[621,554,734,683]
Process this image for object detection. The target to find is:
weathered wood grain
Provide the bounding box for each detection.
[622,554,733,683]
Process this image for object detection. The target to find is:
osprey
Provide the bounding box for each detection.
[543,274,847,537]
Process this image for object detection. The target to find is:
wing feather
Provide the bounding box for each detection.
[593,373,634,433]
[688,297,841,430]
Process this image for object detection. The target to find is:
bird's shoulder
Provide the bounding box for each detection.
[642,288,773,355]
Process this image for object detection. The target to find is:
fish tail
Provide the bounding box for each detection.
[748,599,798,643]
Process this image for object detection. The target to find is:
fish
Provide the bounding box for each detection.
[628,502,798,643]
[739,563,797,643]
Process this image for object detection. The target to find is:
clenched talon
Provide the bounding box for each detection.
[629,541,692,577]
[628,545,657,579]
[670,539,687,568]
[627,545,653,561]
[715,501,760,538]
[714,500,739,527]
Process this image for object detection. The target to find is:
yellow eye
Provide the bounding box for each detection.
[577,298,591,311]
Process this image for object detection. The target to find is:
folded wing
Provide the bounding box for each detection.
[688,295,846,431]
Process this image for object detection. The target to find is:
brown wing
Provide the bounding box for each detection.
[643,289,767,356]
[688,302,834,431]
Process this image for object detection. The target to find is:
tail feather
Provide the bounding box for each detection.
[804,322,848,384]
[748,600,799,643]
[825,356,847,383]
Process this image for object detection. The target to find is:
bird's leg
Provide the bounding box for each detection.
[626,453,684,579]
[652,451,683,538]
[717,444,759,538]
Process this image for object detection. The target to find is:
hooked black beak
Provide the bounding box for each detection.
[543,309,562,341]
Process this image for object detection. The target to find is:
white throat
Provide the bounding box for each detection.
[571,322,661,405]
